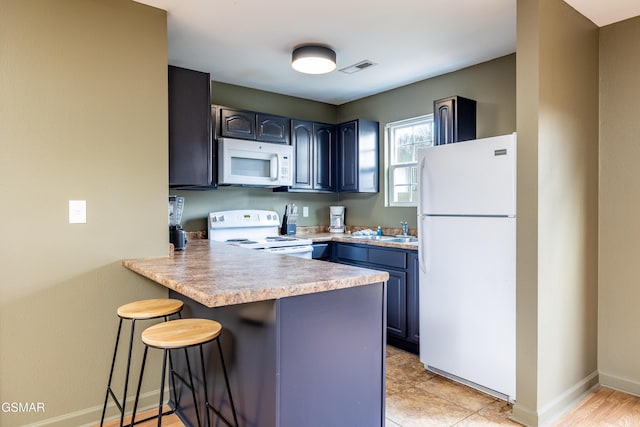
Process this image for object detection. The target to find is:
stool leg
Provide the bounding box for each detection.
[217,338,239,427]
[130,345,148,427]
[119,318,137,427]
[100,318,123,426]
[165,312,182,410]
[167,349,179,408]
[199,345,212,427]
[157,349,168,427]
[183,347,203,427]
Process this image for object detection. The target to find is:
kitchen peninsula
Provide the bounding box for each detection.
[122,240,389,427]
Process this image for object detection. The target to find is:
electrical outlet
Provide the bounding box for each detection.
[302,206,309,217]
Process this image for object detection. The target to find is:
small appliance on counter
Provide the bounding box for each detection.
[169,195,187,251]
[329,206,345,233]
[281,204,298,235]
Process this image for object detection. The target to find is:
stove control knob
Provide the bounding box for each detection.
[219,216,225,222]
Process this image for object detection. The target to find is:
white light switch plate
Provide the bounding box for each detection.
[303,206,309,217]
[69,200,86,224]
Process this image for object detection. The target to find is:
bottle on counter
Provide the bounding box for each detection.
[377,226,383,236]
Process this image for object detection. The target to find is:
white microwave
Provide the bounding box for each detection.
[218,138,293,187]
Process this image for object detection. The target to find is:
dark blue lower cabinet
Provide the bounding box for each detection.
[331,242,419,354]
[169,283,386,427]
[385,269,407,338]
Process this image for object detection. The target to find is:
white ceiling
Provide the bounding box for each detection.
[564,0,640,27]
[136,0,640,105]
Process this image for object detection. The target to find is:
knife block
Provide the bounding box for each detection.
[281,215,296,235]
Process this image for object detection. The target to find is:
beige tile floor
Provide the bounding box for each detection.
[385,345,522,427]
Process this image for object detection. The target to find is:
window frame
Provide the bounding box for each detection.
[384,114,434,207]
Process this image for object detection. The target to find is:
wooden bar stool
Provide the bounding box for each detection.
[100,298,184,427]
[131,318,239,427]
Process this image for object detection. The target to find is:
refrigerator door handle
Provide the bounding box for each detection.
[418,215,427,274]
[417,155,427,216]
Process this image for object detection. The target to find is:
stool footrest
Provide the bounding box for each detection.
[126,408,174,427]
[106,387,123,413]
[205,401,236,427]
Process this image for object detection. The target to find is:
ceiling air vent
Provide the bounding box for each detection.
[339,60,377,74]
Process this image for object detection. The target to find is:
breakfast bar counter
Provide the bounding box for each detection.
[122,239,389,307]
[122,239,389,427]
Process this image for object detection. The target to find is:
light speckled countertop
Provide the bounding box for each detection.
[122,240,389,308]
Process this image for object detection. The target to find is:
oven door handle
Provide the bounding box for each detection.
[263,245,313,254]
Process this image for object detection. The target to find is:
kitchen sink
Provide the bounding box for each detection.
[391,236,418,243]
[350,235,397,241]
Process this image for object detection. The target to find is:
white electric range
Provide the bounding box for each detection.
[208,209,314,258]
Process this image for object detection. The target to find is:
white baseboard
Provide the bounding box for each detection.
[599,371,640,396]
[510,370,599,427]
[511,403,539,426]
[20,389,166,427]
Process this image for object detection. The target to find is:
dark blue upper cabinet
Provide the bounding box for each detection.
[338,119,379,193]
[168,65,215,188]
[291,120,314,190]
[257,113,290,144]
[313,123,335,191]
[219,108,290,144]
[433,95,476,145]
[220,108,256,139]
[284,120,335,192]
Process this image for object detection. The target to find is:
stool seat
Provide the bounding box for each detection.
[142,318,222,349]
[117,298,183,320]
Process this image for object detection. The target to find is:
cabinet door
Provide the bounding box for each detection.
[386,269,408,339]
[311,243,331,260]
[220,108,256,139]
[168,66,213,187]
[257,113,290,144]
[434,98,454,146]
[291,120,313,190]
[407,251,420,345]
[433,96,476,145]
[313,124,335,191]
[338,121,358,192]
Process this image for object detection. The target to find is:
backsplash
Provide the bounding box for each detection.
[188,225,417,240]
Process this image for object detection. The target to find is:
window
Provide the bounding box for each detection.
[385,115,434,206]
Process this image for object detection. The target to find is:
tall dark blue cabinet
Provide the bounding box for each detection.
[168,65,215,188]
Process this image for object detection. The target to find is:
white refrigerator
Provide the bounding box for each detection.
[417,133,516,401]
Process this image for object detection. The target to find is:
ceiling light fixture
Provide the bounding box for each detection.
[291,45,336,75]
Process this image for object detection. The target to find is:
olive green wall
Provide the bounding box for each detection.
[512,1,599,426]
[598,15,640,396]
[0,1,169,425]
[178,56,517,232]
[336,54,517,229]
[212,81,337,123]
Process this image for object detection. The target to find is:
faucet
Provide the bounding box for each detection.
[400,221,409,236]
